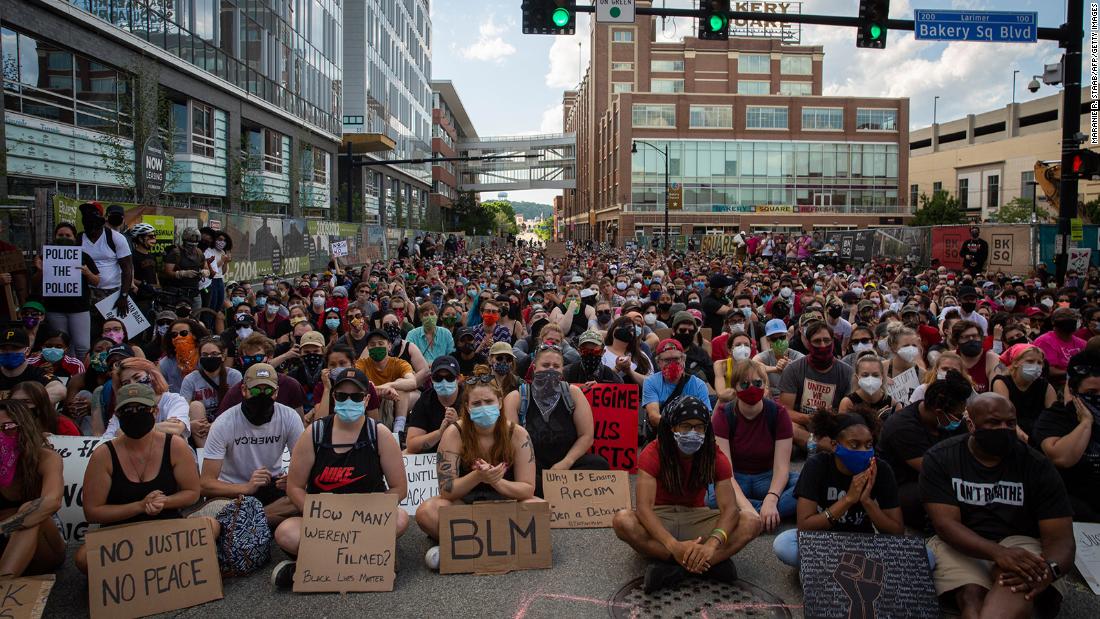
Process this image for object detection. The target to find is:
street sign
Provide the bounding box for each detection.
[667,184,683,210]
[597,0,635,24]
[914,10,1037,43]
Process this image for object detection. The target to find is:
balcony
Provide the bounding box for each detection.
[621,203,913,215]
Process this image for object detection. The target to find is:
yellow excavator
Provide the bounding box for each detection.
[1035,159,1100,220]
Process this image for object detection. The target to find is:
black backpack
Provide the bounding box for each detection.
[721,398,779,441]
[78,229,116,252]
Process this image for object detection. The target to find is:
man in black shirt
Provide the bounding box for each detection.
[452,327,485,377]
[128,223,160,317]
[671,311,714,386]
[958,227,989,276]
[0,327,64,402]
[405,356,463,454]
[701,274,732,336]
[921,393,1075,618]
[563,330,623,385]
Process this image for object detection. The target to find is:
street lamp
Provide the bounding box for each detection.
[1012,69,1020,104]
[631,140,670,252]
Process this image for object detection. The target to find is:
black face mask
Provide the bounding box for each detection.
[657,303,672,313]
[383,324,402,342]
[614,326,635,343]
[107,214,124,227]
[973,428,1017,457]
[1006,337,1029,346]
[242,394,275,425]
[674,332,695,348]
[580,354,602,378]
[1054,318,1078,335]
[828,306,843,319]
[302,353,324,376]
[199,356,222,373]
[961,301,977,313]
[81,215,103,232]
[597,311,612,324]
[959,340,983,358]
[118,409,155,439]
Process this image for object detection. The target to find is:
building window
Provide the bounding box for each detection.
[631,104,676,128]
[739,53,770,74]
[191,102,216,158]
[651,59,684,72]
[1021,171,1035,201]
[780,55,812,75]
[910,184,919,206]
[856,108,898,131]
[737,80,771,95]
[987,174,1000,208]
[746,106,788,130]
[779,81,812,96]
[651,78,684,93]
[689,105,733,129]
[801,107,843,130]
[612,82,633,93]
[933,181,943,194]
[612,30,634,42]
[958,178,969,209]
[611,62,633,71]
[263,129,284,174]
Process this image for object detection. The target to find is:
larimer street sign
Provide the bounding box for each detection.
[914,9,1038,43]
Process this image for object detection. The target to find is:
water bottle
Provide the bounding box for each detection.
[807,433,818,455]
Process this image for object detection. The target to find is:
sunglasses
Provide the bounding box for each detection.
[850,338,872,345]
[172,330,191,338]
[536,343,563,353]
[248,386,276,397]
[467,374,497,385]
[118,405,152,417]
[738,379,765,389]
[333,392,366,403]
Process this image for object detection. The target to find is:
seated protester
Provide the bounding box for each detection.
[255,291,289,340]
[713,332,756,404]
[270,368,409,589]
[1034,307,1087,392]
[564,330,623,385]
[910,351,976,404]
[405,301,455,365]
[216,333,305,418]
[488,341,522,395]
[406,356,463,454]
[0,327,65,403]
[777,321,853,448]
[670,312,715,387]
[64,337,115,435]
[200,363,305,525]
[515,322,581,379]
[181,337,242,448]
[884,324,927,380]
[773,406,906,568]
[644,339,712,431]
[503,344,607,497]
[1034,349,1100,522]
[355,330,417,437]
[284,331,327,415]
[838,354,893,418]
[878,371,971,530]
[921,393,1075,618]
[218,309,255,367]
[319,307,344,346]
[99,319,147,359]
[305,346,379,425]
[415,368,540,555]
[75,384,214,573]
[102,358,191,438]
[452,327,486,377]
[612,396,759,594]
[26,328,84,378]
[382,311,430,387]
[710,360,797,532]
[602,316,653,385]
[0,400,65,577]
[839,325,876,369]
[10,381,79,436]
[992,344,1056,444]
[158,318,209,393]
[335,305,371,359]
[752,319,804,400]
[952,320,1004,394]
[139,311,176,361]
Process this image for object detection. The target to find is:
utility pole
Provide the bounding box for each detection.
[1056,0,1083,285]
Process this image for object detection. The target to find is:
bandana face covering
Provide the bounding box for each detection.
[174,335,198,375]
[532,369,564,420]
[0,432,20,488]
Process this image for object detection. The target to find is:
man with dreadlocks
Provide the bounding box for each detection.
[612,395,761,593]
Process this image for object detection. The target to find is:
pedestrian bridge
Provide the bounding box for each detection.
[457,133,576,192]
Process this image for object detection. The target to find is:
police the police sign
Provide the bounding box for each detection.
[42,245,82,297]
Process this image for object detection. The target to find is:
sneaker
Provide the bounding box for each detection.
[643,561,687,594]
[704,558,738,585]
[271,560,296,589]
[424,545,440,571]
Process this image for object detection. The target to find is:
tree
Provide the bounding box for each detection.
[1083,198,1100,224]
[988,197,1048,223]
[533,218,553,242]
[452,192,496,235]
[911,191,967,226]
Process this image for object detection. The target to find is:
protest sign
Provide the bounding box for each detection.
[545,242,567,258]
[1070,248,1092,274]
[439,501,552,575]
[583,383,640,472]
[0,575,54,619]
[330,240,348,257]
[799,379,837,413]
[398,453,438,516]
[86,518,222,619]
[47,435,110,542]
[1074,522,1100,594]
[799,530,938,619]
[95,291,150,338]
[886,367,921,406]
[543,470,631,528]
[41,245,82,297]
[295,493,398,593]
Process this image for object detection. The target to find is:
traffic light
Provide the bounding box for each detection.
[856,0,890,49]
[522,0,575,35]
[698,1,730,41]
[1071,148,1100,180]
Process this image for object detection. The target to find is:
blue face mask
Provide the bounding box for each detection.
[920,284,929,292]
[41,347,65,363]
[835,444,874,475]
[231,296,245,306]
[333,399,365,423]
[0,351,26,370]
[940,419,962,432]
[468,404,500,428]
[256,297,267,307]
[673,430,705,455]
[433,379,457,396]
[760,294,773,303]
[325,318,341,330]
[694,282,706,290]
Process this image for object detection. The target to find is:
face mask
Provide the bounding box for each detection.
[644,313,658,326]
[0,432,19,487]
[897,345,920,364]
[240,354,265,370]
[237,327,254,339]
[732,345,752,361]
[614,326,635,343]
[828,306,842,319]
[0,352,26,370]
[41,347,64,363]
[118,409,156,439]
[662,361,684,383]
[199,356,222,373]
[1003,298,1017,310]
[580,354,602,377]
[21,316,39,329]
[938,410,962,431]
[960,302,977,314]
[771,339,789,357]
[156,324,170,337]
[973,427,1017,457]
[877,339,891,353]
[853,342,873,354]
[729,323,745,334]
[90,351,109,373]
[255,297,267,308]
[835,444,874,475]
[597,311,612,324]
[81,215,103,231]
[334,399,366,423]
[1054,318,1078,334]
[616,282,627,291]
[242,393,275,426]
[760,294,772,303]
[422,315,437,329]
[482,312,499,327]
[105,330,125,345]
[809,344,833,369]
[442,315,458,328]
[858,376,882,394]
[674,430,706,456]
[368,346,387,362]
[737,385,765,406]
[468,404,501,428]
[313,297,326,308]
[1019,363,1043,382]
[230,296,245,306]
[492,361,511,376]
[1040,298,1054,309]
[780,287,793,298]
[737,307,752,319]
[959,340,983,358]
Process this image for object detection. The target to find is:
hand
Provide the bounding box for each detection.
[775,357,789,370]
[66,397,90,419]
[377,385,399,401]
[846,468,872,503]
[143,491,166,516]
[549,460,571,471]
[681,538,717,574]
[992,546,1049,584]
[476,462,506,486]
[615,356,631,372]
[999,568,1054,600]
[582,381,597,390]
[0,273,10,285]
[859,458,878,506]
[441,406,458,430]
[191,417,210,440]
[81,265,94,278]
[321,368,332,390]
[759,495,781,532]
[993,324,1003,340]
[247,468,273,494]
[114,293,130,317]
[1073,396,1094,426]
[274,473,288,491]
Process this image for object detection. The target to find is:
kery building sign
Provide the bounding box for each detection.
[729,1,802,43]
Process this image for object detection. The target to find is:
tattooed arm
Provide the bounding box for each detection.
[0,449,63,534]
[436,425,482,501]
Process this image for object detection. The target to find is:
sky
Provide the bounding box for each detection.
[429,0,1075,205]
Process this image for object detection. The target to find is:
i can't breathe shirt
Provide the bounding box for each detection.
[203,403,304,485]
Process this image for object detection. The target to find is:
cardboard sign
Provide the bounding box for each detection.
[330,240,348,257]
[0,250,24,274]
[0,575,54,619]
[41,245,82,297]
[543,470,631,528]
[86,518,223,619]
[1073,522,1100,594]
[295,493,397,593]
[1070,248,1092,274]
[799,530,938,619]
[95,291,150,338]
[886,367,921,406]
[583,383,640,472]
[47,435,111,542]
[439,501,552,575]
[545,242,567,258]
[799,379,837,413]
[398,453,438,516]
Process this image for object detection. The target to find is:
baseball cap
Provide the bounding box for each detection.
[155,311,177,323]
[115,383,157,408]
[332,286,348,298]
[578,330,604,347]
[244,363,279,389]
[958,285,979,299]
[453,327,474,340]
[0,327,30,348]
[299,331,326,349]
[331,367,370,391]
[19,301,45,314]
[106,204,125,218]
[106,344,135,360]
[430,355,460,378]
[655,338,683,355]
[708,274,729,289]
[488,341,514,357]
[765,319,788,337]
[78,201,104,218]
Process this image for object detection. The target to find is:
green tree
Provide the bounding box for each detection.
[533,218,553,242]
[988,197,1048,223]
[453,192,496,235]
[1083,198,1100,224]
[912,191,967,226]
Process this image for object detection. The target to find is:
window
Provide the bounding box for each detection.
[856,108,898,131]
[651,78,684,93]
[933,181,943,194]
[651,59,684,72]
[689,105,733,129]
[801,107,843,130]
[612,82,633,93]
[987,174,1000,208]
[264,129,284,174]
[611,62,633,71]
[612,30,634,42]
[631,104,676,128]
[737,80,770,95]
[780,55,812,75]
[779,81,812,96]
[739,53,770,74]
[746,106,788,130]
[910,184,919,206]
[958,178,969,209]
[191,101,215,158]
[1021,171,1036,201]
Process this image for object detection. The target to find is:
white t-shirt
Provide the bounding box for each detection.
[203,403,303,485]
[204,247,225,279]
[180,368,243,419]
[82,229,131,289]
[104,392,191,438]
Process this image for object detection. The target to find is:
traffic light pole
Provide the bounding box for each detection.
[1056,0,1083,286]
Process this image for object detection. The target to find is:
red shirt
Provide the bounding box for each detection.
[711,401,794,474]
[638,441,732,507]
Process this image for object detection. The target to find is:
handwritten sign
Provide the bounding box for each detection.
[1074,522,1100,594]
[95,291,150,338]
[886,367,921,407]
[47,435,110,542]
[295,493,397,593]
[1069,248,1092,274]
[583,383,640,472]
[86,518,223,619]
[398,453,438,516]
[799,378,837,413]
[543,470,631,528]
[439,501,552,575]
[42,246,82,297]
[545,242,567,258]
[0,575,54,619]
[330,241,348,257]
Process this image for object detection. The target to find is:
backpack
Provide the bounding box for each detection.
[312,414,377,453]
[214,495,272,576]
[721,398,779,441]
[518,381,574,426]
[78,229,116,253]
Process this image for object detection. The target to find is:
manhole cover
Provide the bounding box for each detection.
[610,576,794,618]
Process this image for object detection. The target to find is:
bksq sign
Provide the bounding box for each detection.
[142,135,167,198]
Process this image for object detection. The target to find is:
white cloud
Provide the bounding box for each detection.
[545,14,591,88]
[460,15,517,62]
[539,104,564,133]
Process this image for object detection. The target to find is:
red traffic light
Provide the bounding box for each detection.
[1071,148,1100,179]
[1073,154,1084,173]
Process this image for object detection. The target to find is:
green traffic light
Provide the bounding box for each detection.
[552,7,570,28]
[708,14,726,32]
[870,24,883,40]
